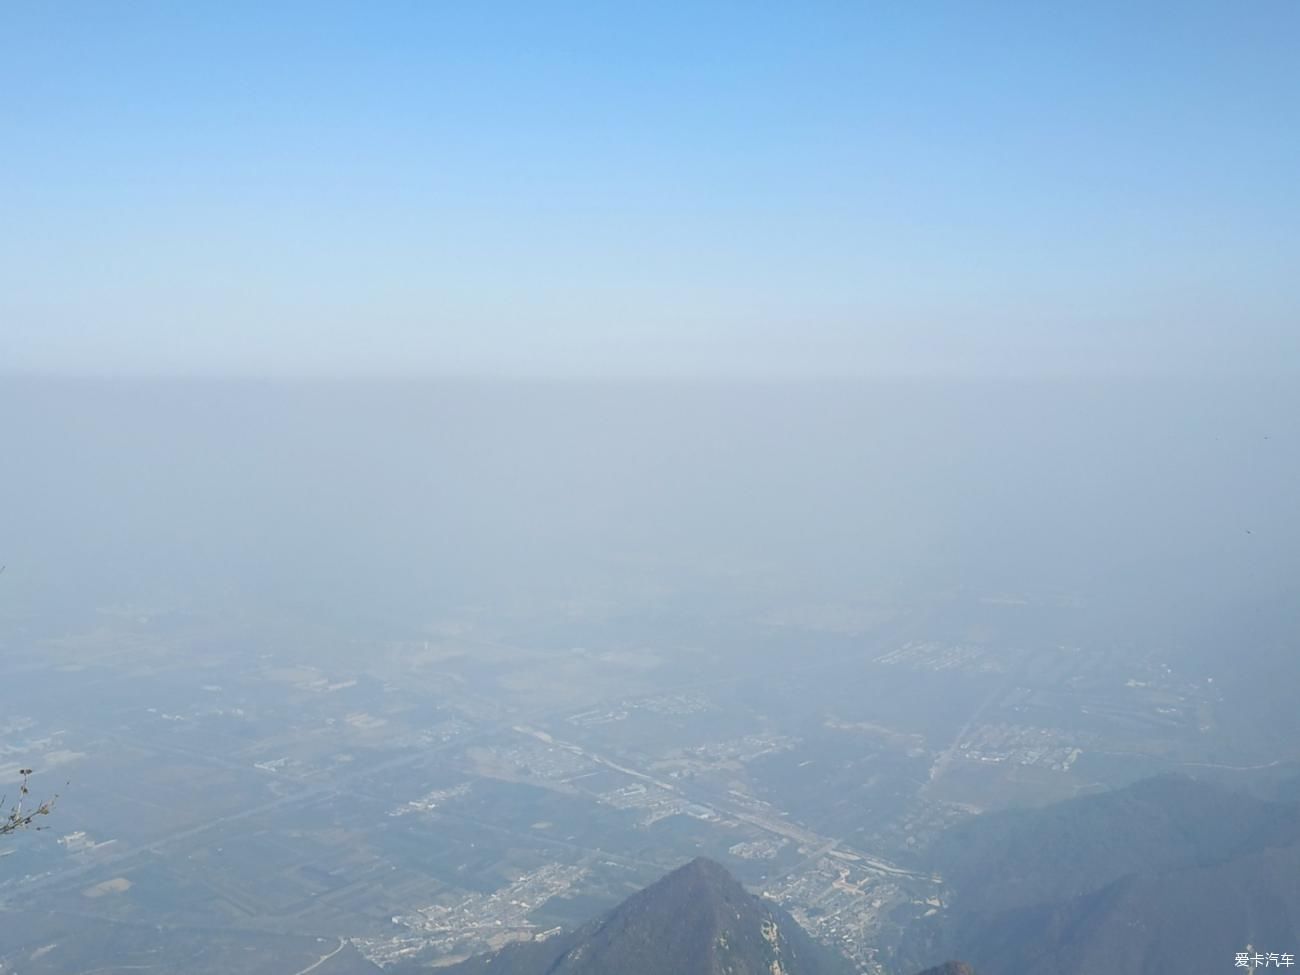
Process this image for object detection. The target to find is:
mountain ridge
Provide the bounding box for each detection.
[899,774,1300,975]
[416,857,856,975]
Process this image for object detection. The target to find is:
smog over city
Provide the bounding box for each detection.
[2,5,1299,975]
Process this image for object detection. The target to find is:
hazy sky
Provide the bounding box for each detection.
[3,2,1298,378]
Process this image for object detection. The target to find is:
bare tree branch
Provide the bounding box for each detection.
[0,769,57,837]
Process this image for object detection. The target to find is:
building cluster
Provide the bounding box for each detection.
[357,863,588,967]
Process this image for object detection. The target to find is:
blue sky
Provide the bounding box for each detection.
[3,1,1298,377]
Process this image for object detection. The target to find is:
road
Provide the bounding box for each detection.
[512,725,933,883]
[288,937,345,975]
